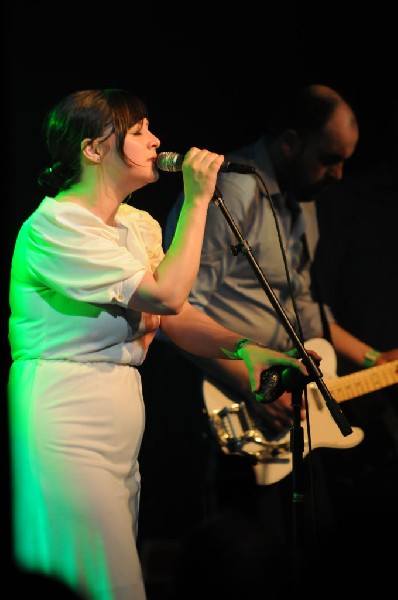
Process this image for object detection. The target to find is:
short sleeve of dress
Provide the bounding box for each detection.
[20,198,161,308]
[117,203,165,272]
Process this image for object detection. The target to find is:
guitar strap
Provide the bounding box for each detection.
[309,260,332,344]
[299,207,332,345]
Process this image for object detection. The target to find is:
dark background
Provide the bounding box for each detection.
[4,2,397,239]
[3,2,398,595]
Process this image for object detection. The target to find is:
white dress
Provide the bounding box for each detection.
[8,199,164,600]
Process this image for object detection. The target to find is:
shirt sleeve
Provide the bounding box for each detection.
[190,173,258,311]
[117,202,165,272]
[23,201,150,307]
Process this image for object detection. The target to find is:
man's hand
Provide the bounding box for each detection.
[247,391,305,435]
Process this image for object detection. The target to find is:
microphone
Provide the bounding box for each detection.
[156,151,256,174]
[256,365,311,403]
[256,366,286,404]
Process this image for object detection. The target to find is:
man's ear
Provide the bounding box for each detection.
[81,138,101,163]
[280,129,301,157]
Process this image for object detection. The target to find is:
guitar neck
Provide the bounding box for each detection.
[323,360,398,403]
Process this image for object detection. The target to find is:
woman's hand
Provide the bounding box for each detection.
[238,344,322,398]
[239,345,322,433]
[181,147,225,207]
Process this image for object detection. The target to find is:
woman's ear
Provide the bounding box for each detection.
[81,138,101,163]
[280,128,301,157]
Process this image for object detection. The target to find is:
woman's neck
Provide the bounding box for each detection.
[56,183,122,226]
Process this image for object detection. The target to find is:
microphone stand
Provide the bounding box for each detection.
[211,186,353,562]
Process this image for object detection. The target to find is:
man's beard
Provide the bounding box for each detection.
[295,178,338,202]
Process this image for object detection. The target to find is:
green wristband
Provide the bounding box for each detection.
[362,348,381,368]
[221,337,258,360]
[234,338,261,359]
[234,337,254,358]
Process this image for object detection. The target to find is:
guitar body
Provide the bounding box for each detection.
[202,338,398,486]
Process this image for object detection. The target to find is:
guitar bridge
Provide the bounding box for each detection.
[208,401,290,462]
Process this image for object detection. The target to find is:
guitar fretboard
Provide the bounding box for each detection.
[325,360,398,402]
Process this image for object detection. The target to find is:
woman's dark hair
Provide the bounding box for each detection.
[38,88,148,191]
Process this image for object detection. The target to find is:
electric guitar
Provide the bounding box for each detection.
[202,338,398,486]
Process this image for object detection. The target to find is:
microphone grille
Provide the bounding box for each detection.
[156,152,182,172]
